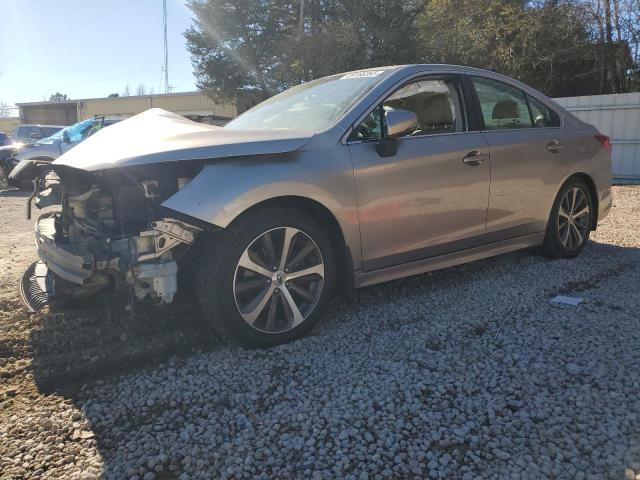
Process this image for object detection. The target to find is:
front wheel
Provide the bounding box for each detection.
[197,207,335,347]
[541,178,594,259]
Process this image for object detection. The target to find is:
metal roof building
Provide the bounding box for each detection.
[17,91,240,127]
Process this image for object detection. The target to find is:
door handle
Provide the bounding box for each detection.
[462,151,487,166]
[546,140,564,153]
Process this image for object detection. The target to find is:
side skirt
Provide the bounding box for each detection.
[353,232,545,288]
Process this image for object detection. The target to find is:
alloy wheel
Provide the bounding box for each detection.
[233,227,325,334]
[557,187,590,251]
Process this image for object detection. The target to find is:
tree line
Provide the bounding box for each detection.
[185,0,640,100]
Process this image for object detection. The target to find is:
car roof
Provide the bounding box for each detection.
[357,64,556,102]
[348,64,499,75]
[342,64,542,91]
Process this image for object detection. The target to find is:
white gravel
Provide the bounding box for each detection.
[1,186,640,479]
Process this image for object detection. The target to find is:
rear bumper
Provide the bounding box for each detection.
[598,187,612,222]
[35,213,94,285]
[590,165,613,224]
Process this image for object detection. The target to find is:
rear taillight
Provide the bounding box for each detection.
[595,133,612,154]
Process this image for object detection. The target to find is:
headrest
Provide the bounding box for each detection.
[492,99,519,119]
[419,94,453,126]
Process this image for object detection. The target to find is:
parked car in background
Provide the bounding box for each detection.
[4,116,121,186]
[10,124,64,145]
[0,132,9,147]
[12,65,612,347]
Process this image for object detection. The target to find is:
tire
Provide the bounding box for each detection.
[196,207,336,347]
[541,177,594,259]
[0,163,8,190]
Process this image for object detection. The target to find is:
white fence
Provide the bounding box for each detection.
[554,92,640,184]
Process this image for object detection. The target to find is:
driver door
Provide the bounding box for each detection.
[347,75,491,271]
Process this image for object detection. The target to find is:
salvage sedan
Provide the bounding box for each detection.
[13,65,612,347]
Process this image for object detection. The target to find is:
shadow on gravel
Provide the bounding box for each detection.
[29,291,216,395]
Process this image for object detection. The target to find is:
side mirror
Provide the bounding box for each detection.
[62,131,71,144]
[375,108,418,158]
[385,108,418,139]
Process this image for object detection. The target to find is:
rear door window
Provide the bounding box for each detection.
[471,77,533,130]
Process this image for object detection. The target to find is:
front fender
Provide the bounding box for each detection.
[161,149,363,268]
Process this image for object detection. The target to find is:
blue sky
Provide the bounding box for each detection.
[0,0,198,108]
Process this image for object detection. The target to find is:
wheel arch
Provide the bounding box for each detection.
[227,195,355,295]
[560,172,599,230]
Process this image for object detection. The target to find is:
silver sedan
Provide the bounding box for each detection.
[16,65,612,347]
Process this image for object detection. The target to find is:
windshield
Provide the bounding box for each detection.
[41,126,62,137]
[225,70,391,132]
[39,118,98,144]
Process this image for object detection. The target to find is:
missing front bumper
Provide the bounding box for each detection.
[35,213,94,284]
[33,211,201,306]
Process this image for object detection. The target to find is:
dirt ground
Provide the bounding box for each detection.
[1,186,639,479]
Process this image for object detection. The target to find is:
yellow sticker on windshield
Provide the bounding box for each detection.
[341,70,385,79]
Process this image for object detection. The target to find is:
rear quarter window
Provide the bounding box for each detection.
[527,95,561,128]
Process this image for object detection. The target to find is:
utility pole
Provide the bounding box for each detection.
[163,0,169,94]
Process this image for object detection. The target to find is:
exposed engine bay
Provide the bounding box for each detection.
[21,162,205,311]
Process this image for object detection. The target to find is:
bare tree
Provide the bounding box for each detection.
[136,84,147,96]
[584,0,639,93]
[122,84,131,97]
[0,102,10,118]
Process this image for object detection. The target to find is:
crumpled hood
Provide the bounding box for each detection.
[53,108,313,171]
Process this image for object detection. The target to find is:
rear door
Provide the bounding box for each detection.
[468,76,572,242]
[348,74,491,271]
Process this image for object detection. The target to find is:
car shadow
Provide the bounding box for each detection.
[24,239,640,478]
[30,290,215,394]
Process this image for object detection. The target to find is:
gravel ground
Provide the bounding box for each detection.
[1,186,639,480]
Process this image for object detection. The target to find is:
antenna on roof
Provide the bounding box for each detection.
[162,0,169,94]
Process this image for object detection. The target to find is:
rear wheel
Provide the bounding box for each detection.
[542,178,593,259]
[197,207,335,347]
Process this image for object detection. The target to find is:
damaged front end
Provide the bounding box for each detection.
[19,162,206,312]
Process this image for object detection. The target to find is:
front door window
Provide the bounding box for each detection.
[383,78,464,136]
